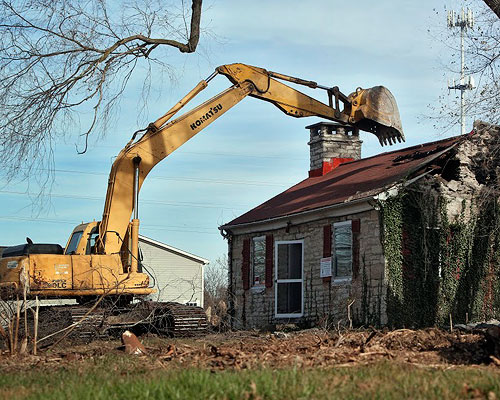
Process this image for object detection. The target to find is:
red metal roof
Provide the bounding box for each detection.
[224,135,465,227]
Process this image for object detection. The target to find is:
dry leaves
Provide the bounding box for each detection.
[0,327,498,372]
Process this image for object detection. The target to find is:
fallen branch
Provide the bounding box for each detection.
[361,330,378,353]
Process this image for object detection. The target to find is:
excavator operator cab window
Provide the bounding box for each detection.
[86,228,100,255]
[65,231,83,255]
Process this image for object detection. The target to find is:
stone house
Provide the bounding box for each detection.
[220,121,500,329]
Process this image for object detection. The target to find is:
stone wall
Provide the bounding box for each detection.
[308,123,362,170]
[229,209,386,330]
[440,121,500,220]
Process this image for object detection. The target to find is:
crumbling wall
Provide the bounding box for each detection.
[437,121,500,220]
[383,121,500,327]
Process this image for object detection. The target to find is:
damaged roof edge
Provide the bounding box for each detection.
[392,140,462,186]
[220,140,462,235]
[331,133,467,168]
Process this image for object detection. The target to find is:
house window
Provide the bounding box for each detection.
[275,240,303,317]
[333,221,352,280]
[252,236,266,286]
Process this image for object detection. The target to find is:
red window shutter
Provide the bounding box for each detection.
[265,234,273,288]
[352,219,360,234]
[323,225,332,258]
[323,224,332,283]
[242,238,250,290]
[352,219,361,279]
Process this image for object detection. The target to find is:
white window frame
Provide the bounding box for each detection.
[251,236,266,288]
[332,220,353,284]
[274,239,304,318]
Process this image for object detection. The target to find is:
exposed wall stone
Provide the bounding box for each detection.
[420,121,500,222]
[307,123,362,170]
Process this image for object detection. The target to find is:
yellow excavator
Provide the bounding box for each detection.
[0,63,404,338]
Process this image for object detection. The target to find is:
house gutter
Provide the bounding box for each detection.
[219,197,374,236]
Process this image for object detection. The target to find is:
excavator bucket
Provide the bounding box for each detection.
[348,86,405,146]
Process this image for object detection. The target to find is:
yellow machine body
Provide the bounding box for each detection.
[0,222,153,299]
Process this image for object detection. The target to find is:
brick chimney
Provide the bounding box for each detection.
[306,122,362,177]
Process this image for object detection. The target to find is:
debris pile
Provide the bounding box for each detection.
[1,328,498,371]
[151,328,497,370]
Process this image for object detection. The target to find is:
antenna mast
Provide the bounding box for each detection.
[447,8,475,135]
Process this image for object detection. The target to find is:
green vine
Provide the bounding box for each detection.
[355,252,383,326]
[380,188,500,327]
[379,193,405,326]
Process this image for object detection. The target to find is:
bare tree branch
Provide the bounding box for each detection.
[204,256,228,308]
[482,0,500,19]
[0,0,203,197]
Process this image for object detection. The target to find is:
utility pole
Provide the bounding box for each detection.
[447,8,475,135]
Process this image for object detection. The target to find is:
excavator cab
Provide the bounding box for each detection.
[64,222,101,256]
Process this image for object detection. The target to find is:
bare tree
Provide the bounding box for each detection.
[204,255,228,327]
[429,1,499,131]
[482,0,500,18]
[0,0,202,193]
[204,256,228,308]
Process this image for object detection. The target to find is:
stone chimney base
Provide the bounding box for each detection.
[307,122,362,177]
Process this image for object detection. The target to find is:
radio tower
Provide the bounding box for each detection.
[447,8,475,135]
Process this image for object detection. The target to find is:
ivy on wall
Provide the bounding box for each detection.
[380,188,500,327]
[356,253,383,326]
[379,193,405,326]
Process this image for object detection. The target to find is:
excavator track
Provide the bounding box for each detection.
[151,302,209,336]
[105,301,208,337]
[22,301,208,344]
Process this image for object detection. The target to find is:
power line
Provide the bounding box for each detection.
[181,150,307,161]
[30,167,295,187]
[0,189,250,211]
[0,215,220,235]
[57,143,308,161]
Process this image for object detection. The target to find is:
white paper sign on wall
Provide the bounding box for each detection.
[320,257,332,278]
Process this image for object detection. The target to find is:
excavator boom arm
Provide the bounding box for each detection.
[98,63,404,254]
[99,82,253,254]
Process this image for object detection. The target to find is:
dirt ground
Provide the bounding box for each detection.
[1,327,499,372]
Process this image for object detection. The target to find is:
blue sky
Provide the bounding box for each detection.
[0,0,477,265]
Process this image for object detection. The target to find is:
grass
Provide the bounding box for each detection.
[0,356,499,399]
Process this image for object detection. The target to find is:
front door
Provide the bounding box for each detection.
[275,240,303,318]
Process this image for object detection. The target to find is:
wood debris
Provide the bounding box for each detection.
[0,327,498,371]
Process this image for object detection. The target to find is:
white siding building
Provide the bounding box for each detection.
[139,235,208,308]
